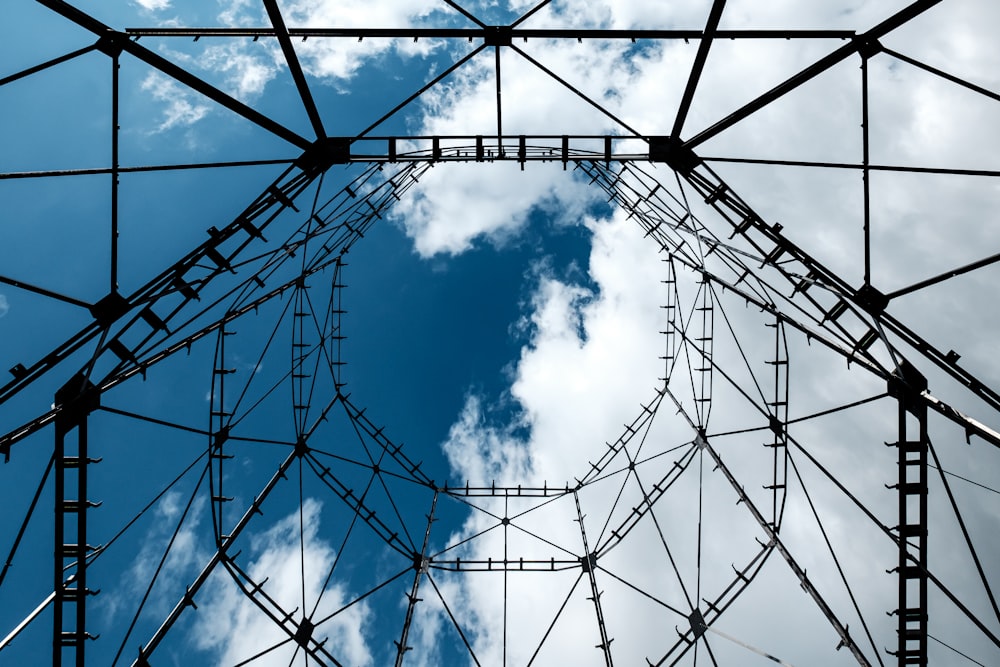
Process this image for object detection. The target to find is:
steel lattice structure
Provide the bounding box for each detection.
[2,0,1000,665]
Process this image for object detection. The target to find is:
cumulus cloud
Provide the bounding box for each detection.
[209,0,446,86]
[0,294,9,318]
[193,499,372,666]
[99,492,209,624]
[385,1,1000,664]
[134,0,171,11]
[140,71,212,132]
[199,41,278,99]
[280,0,442,80]
[394,162,598,256]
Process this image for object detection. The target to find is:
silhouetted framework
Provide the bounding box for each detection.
[2,0,1000,666]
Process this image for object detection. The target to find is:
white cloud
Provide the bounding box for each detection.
[135,0,171,11]
[218,0,255,28]
[98,492,209,624]
[209,0,446,85]
[280,0,442,80]
[0,294,8,318]
[193,498,372,666]
[385,1,1000,664]
[393,162,598,256]
[140,71,212,132]
[200,41,278,99]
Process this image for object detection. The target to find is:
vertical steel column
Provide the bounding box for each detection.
[53,374,100,667]
[110,49,120,293]
[887,360,928,666]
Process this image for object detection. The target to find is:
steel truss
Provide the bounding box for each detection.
[2,0,1000,665]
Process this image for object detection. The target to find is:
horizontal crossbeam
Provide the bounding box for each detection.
[125,27,856,40]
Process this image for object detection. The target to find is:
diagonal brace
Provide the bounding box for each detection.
[263,0,326,139]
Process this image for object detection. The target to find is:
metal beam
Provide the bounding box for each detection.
[701,156,1000,178]
[882,46,1000,104]
[0,158,294,180]
[671,0,726,139]
[0,275,91,309]
[0,43,98,87]
[125,27,856,40]
[888,366,929,667]
[357,44,487,137]
[262,0,326,139]
[443,0,487,28]
[886,251,1000,300]
[111,51,120,292]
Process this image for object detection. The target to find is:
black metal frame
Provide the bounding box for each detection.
[1,0,999,665]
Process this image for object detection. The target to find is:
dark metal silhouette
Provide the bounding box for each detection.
[1,1,998,665]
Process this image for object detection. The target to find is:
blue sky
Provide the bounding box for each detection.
[3,1,1000,666]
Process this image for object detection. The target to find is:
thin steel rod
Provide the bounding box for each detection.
[97,405,210,435]
[494,46,503,153]
[0,43,98,87]
[13,153,1000,173]
[509,43,643,137]
[356,43,487,138]
[672,0,726,139]
[110,464,207,667]
[126,27,857,40]
[111,52,120,292]
[684,0,943,149]
[881,46,1000,104]
[0,158,294,179]
[861,55,871,286]
[886,250,1000,300]
[0,454,54,588]
[701,625,797,666]
[442,0,487,28]
[928,440,1000,627]
[701,156,1000,177]
[928,634,988,666]
[0,592,55,652]
[930,464,1000,495]
[263,0,326,139]
[424,573,483,666]
[511,0,554,28]
[19,143,1000,175]
[790,432,1000,651]
[0,275,91,309]
[132,449,298,664]
[788,454,886,666]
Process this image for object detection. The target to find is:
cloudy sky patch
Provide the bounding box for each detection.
[1,1,999,665]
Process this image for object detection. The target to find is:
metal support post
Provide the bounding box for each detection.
[887,361,929,666]
[53,374,100,667]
